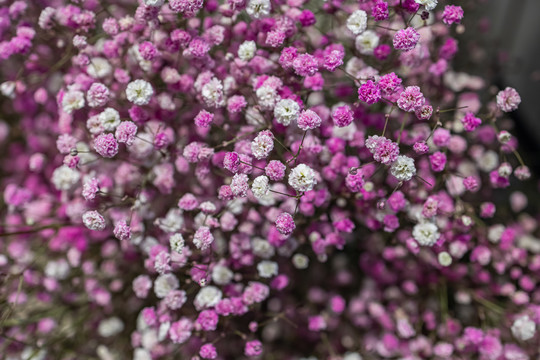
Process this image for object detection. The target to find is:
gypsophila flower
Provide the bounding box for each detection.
[274,98,300,126]
[154,273,179,298]
[415,0,438,11]
[193,226,214,250]
[393,27,421,51]
[292,254,309,269]
[358,80,381,105]
[86,82,109,108]
[346,10,367,35]
[231,173,249,197]
[201,78,225,108]
[496,87,521,112]
[275,212,295,236]
[412,222,440,246]
[52,165,80,191]
[438,252,452,266]
[257,261,278,278]
[169,233,185,254]
[194,286,222,310]
[82,210,106,231]
[94,133,119,158]
[289,164,317,192]
[246,0,271,19]
[126,79,153,106]
[511,315,536,341]
[87,58,112,78]
[442,5,464,25]
[251,132,274,159]
[82,177,100,201]
[98,108,121,131]
[115,121,138,145]
[238,41,256,61]
[397,86,425,112]
[113,220,131,241]
[62,90,85,114]
[355,30,379,55]
[251,175,270,199]
[297,109,322,131]
[390,156,416,181]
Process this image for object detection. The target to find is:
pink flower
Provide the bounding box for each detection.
[442,5,464,25]
[496,87,521,112]
[358,80,381,105]
[393,27,420,51]
[94,133,118,158]
[297,109,322,131]
[397,86,425,112]
[275,212,295,236]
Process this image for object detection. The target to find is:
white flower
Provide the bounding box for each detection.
[87,57,112,79]
[45,259,70,279]
[98,108,121,131]
[194,286,222,310]
[155,208,184,233]
[126,80,154,106]
[154,273,179,298]
[390,156,417,181]
[144,0,164,6]
[257,260,278,278]
[511,315,536,341]
[438,252,452,267]
[292,254,309,269]
[415,0,438,11]
[412,222,440,246]
[62,90,85,114]
[211,265,234,285]
[238,40,257,61]
[169,233,185,254]
[251,134,274,159]
[134,348,152,360]
[82,210,106,231]
[52,165,81,190]
[251,238,275,259]
[246,0,271,19]
[98,317,124,337]
[201,78,225,108]
[1,81,16,98]
[487,224,505,243]
[477,150,498,172]
[346,10,367,35]
[256,85,279,109]
[274,98,300,126]
[251,175,270,199]
[355,30,379,55]
[289,164,317,192]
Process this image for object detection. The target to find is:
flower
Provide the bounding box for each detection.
[346,10,367,35]
[82,210,106,231]
[412,222,440,246]
[414,0,438,11]
[193,226,214,250]
[238,40,256,61]
[274,99,300,126]
[126,79,153,106]
[275,212,295,236]
[246,0,271,19]
[390,156,416,181]
[393,27,421,51]
[355,30,379,55]
[496,87,521,112]
[511,315,536,341]
[251,175,270,199]
[397,86,425,112]
[94,133,119,158]
[297,109,322,131]
[251,132,274,159]
[289,164,317,192]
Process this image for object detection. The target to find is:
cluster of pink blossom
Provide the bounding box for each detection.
[0,0,539,359]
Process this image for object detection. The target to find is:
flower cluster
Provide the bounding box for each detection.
[0,0,538,359]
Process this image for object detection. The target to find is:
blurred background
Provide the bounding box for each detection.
[468,0,540,173]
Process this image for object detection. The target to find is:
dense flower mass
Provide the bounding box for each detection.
[0,1,538,359]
